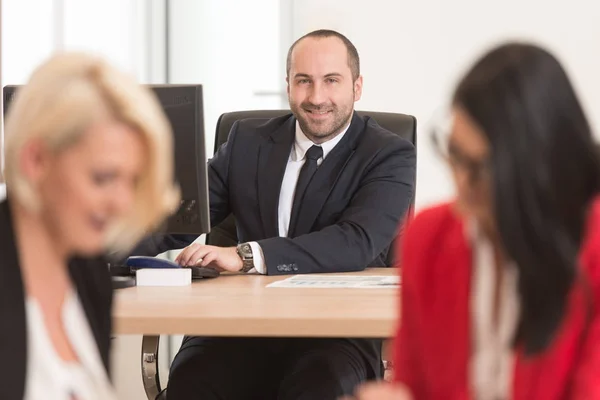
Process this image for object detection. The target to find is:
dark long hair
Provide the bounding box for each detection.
[453,43,600,355]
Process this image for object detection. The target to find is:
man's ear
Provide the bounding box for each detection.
[286,76,290,96]
[354,75,363,102]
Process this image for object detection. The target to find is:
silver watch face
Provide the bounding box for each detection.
[239,243,253,259]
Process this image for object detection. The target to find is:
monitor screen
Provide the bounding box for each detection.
[2,84,210,235]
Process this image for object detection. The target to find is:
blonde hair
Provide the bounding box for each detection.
[3,52,180,253]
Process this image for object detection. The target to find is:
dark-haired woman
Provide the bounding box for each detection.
[347,42,600,400]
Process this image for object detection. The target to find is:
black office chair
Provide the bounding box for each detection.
[206,109,417,267]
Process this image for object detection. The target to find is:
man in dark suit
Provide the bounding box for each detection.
[164,29,416,399]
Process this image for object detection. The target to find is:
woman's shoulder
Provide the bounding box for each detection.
[581,196,600,291]
[400,202,469,277]
[585,196,600,236]
[408,202,459,230]
[403,202,464,251]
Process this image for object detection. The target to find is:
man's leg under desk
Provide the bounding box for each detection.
[277,338,379,400]
[167,337,380,400]
[167,337,286,399]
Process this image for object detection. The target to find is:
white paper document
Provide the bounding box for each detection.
[266,275,400,289]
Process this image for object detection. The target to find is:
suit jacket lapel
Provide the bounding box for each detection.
[290,113,366,237]
[257,116,296,238]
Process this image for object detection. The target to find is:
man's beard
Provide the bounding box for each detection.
[290,95,354,142]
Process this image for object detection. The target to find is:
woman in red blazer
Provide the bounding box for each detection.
[347,42,600,399]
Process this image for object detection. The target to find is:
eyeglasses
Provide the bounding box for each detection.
[430,125,492,187]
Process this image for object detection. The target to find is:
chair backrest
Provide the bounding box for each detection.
[207,110,417,266]
[213,110,416,152]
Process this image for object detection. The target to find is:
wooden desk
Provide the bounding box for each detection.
[113,268,399,338]
[115,268,399,399]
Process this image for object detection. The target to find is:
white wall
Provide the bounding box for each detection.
[168,0,286,154]
[1,0,160,182]
[62,0,141,77]
[292,0,600,209]
[2,0,152,83]
[2,0,54,85]
[1,0,55,179]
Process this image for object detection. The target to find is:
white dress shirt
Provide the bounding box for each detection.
[248,120,350,274]
[467,221,520,400]
[24,290,117,400]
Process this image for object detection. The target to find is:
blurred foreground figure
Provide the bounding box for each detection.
[350,42,600,400]
[0,52,179,399]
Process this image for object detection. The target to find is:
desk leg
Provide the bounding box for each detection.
[141,335,162,400]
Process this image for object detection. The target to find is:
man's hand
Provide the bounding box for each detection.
[338,382,413,400]
[174,243,243,272]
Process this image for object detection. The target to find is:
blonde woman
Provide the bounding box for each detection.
[0,52,179,399]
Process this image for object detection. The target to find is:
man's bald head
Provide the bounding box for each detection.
[286,29,360,82]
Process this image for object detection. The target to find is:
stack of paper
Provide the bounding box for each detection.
[266,275,400,289]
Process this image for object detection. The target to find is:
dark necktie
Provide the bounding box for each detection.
[289,145,323,236]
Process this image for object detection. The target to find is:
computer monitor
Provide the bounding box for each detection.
[2,84,210,235]
[147,85,210,235]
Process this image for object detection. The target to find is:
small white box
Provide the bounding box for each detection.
[136,268,192,286]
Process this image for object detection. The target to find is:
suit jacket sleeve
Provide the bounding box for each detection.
[258,139,415,275]
[122,122,238,258]
[127,233,198,257]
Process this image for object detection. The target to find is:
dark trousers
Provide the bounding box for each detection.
[166,336,381,400]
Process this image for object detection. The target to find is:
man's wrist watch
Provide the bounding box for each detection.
[236,243,254,273]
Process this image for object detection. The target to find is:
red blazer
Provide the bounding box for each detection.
[394,198,600,400]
